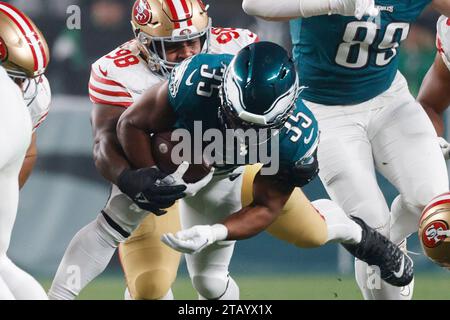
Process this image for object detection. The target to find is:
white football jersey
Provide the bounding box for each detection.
[0,66,32,168]
[437,15,450,71]
[89,27,259,107]
[25,75,52,131]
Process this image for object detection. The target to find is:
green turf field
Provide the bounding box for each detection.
[41,274,450,300]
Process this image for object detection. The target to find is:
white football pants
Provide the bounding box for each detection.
[180,168,244,300]
[305,71,449,300]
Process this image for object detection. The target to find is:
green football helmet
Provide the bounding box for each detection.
[219,41,300,131]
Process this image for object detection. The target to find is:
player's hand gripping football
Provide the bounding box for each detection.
[117,167,186,216]
[161,161,215,197]
[161,224,228,254]
[330,0,379,19]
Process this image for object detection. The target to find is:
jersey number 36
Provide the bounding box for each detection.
[335,21,410,69]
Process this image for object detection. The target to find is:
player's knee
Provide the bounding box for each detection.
[192,275,228,300]
[132,269,173,300]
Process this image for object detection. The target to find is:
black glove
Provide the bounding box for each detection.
[276,150,319,188]
[117,167,186,216]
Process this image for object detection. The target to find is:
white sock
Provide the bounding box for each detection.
[48,214,125,300]
[312,199,362,244]
[0,274,15,300]
[0,256,47,300]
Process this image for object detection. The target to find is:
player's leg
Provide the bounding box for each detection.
[118,203,181,300]
[181,172,243,300]
[0,256,47,300]
[48,185,148,300]
[305,102,392,236]
[367,73,449,299]
[371,74,449,244]
[242,165,361,247]
[242,163,412,291]
[306,101,394,300]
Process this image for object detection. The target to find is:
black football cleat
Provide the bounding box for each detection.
[342,216,414,287]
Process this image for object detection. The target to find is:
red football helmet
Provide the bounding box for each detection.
[419,192,450,269]
[130,0,211,77]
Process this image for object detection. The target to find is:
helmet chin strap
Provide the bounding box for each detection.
[136,18,212,79]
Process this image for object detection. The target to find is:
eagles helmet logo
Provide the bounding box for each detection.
[422,220,449,248]
[0,36,7,62]
[133,0,152,26]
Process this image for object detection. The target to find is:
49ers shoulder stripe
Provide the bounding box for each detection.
[0,2,48,73]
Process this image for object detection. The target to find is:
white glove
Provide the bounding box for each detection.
[161,224,228,254]
[160,161,215,197]
[330,0,379,19]
[438,137,450,160]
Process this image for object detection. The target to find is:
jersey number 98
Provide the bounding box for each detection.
[335,21,409,69]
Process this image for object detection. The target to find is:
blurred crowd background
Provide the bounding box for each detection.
[4,0,449,281]
[8,0,441,96]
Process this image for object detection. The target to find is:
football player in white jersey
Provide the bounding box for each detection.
[48,0,260,300]
[242,0,450,301]
[0,2,50,300]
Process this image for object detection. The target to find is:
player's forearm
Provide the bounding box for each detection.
[432,0,450,17]
[223,204,281,240]
[243,0,328,19]
[422,106,445,137]
[93,135,131,185]
[417,55,450,136]
[116,117,155,169]
[221,171,293,240]
[19,155,36,189]
[242,0,373,19]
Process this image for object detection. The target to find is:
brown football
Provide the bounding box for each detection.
[150,131,212,183]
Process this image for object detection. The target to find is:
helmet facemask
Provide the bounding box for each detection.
[135,18,211,78]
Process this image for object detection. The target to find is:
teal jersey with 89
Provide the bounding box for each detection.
[168,53,319,173]
[290,0,431,105]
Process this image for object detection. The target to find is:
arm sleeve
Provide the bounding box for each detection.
[242,0,331,19]
[88,65,134,108]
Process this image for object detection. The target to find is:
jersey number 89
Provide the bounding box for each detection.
[335,21,409,69]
